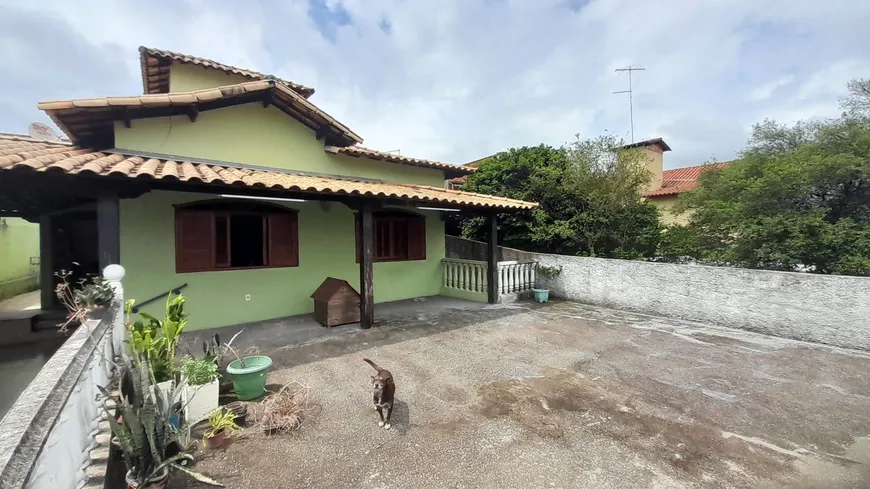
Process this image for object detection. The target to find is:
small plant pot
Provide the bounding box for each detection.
[532,288,550,303]
[183,378,220,425]
[227,356,273,401]
[225,401,248,427]
[125,467,169,489]
[205,429,228,450]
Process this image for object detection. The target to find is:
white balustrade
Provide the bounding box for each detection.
[497,261,537,294]
[441,259,538,298]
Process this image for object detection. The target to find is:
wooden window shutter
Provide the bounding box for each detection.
[176,211,215,273]
[268,212,299,267]
[408,215,426,260]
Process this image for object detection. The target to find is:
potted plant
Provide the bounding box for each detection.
[179,356,220,425]
[203,408,239,450]
[101,357,221,488]
[226,343,272,401]
[532,265,562,303]
[54,270,116,332]
[127,294,188,406]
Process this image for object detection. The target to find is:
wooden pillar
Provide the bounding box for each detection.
[97,194,121,270]
[39,215,54,309]
[487,214,499,304]
[359,202,375,329]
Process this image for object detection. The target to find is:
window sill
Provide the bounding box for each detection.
[176,264,299,274]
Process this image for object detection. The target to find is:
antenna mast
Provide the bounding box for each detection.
[613,66,646,142]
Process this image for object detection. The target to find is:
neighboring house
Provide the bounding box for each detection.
[0,218,39,301]
[447,154,494,190]
[630,138,730,225]
[0,46,536,331]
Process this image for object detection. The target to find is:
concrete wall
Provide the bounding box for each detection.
[114,102,445,188]
[445,235,503,262]
[0,218,39,301]
[121,191,446,330]
[169,63,250,92]
[446,235,870,351]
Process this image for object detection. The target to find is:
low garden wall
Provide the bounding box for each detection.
[447,236,870,351]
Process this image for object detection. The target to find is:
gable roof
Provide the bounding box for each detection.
[139,46,315,98]
[644,162,730,197]
[326,146,474,178]
[310,278,358,301]
[38,80,362,148]
[620,137,672,152]
[0,134,538,211]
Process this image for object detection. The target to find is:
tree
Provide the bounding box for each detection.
[457,136,661,258]
[670,114,870,276]
[841,78,870,119]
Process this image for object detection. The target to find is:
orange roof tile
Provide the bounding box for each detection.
[0,135,536,211]
[326,145,474,178]
[645,162,730,197]
[37,81,362,147]
[139,46,315,98]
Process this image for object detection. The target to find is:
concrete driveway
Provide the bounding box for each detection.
[183,300,870,488]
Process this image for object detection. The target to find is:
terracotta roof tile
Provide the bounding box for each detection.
[325,145,474,178]
[0,135,536,211]
[139,46,315,98]
[37,81,362,147]
[645,162,730,197]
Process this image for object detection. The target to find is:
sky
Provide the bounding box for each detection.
[0,0,868,169]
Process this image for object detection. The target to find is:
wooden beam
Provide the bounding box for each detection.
[97,193,120,270]
[315,127,329,141]
[187,105,199,123]
[122,108,132,129]
[39,215,53,309]
[487,214,499,304]
[262,88,274,108]
[359,202,375,329]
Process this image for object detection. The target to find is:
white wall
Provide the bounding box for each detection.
[502,248,870,351]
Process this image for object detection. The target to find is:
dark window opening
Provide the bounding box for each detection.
[356,211,426,263]
[229,215,265,268]
[175,202,298,273]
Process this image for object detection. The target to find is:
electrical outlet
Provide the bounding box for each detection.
[245,294,251,301]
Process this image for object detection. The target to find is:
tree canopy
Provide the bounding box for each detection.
[665,110,870,275]
[457,135,661,258]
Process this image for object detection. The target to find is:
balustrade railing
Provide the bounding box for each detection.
[441,259,537,299]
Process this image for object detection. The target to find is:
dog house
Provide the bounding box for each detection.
[310,277,361,327]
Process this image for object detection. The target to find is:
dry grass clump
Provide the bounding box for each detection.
[254,381,318,435]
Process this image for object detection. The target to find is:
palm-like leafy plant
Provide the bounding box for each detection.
[101,301,221,487]
[127,293,188,382]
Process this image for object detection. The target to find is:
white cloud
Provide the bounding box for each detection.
[750,75,795,101]
[1,0,869,170]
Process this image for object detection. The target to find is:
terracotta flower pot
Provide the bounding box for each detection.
[205,429,228,450]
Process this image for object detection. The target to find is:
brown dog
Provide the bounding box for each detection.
[363,358,395,429]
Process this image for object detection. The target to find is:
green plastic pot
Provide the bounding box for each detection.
[532,288,550,303]
[226,355,272,401]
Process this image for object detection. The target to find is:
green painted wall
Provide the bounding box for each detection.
[169,63,250,92]
[114,104,445,187]
[0,218,39,300]
[120,190,445,330]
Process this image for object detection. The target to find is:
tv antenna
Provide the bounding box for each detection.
[27,122,60,142]
[613,66,646,142]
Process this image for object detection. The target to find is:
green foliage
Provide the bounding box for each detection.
[127,293,188,383]
[204,409,239,439]
[667,111,870,276]
[73,275,115,308]
[100,355,222,486]
[458,137,661,258]
[179,356,219,386]
[536,265,562,278]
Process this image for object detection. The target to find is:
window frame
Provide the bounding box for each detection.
[174,200,298,273]
[356,210,426,263]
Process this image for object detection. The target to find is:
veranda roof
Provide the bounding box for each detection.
[0,135,537,211]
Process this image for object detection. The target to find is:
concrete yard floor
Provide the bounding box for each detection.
[181,300,870,488]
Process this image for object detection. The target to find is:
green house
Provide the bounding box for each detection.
[0,47,536,331]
